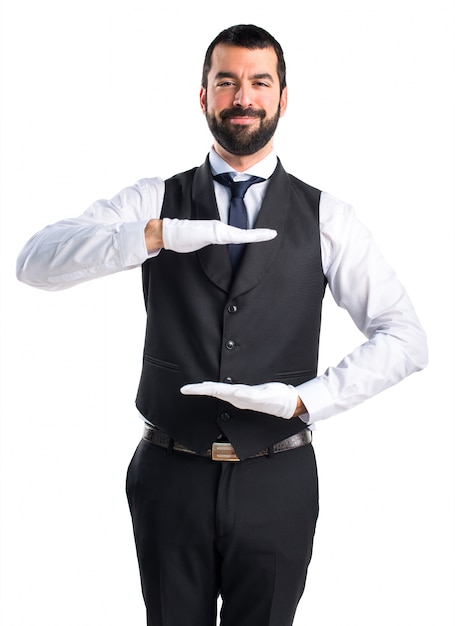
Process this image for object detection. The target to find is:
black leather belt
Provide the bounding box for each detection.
[142,423,312,462]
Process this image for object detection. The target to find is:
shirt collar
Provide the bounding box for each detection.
[209,147,278,181]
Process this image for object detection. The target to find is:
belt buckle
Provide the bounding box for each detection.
[211,442,240,462]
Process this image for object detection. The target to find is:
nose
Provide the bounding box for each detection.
[233,84,252,108]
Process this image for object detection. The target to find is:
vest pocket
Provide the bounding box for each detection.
[273,369,315,385]
[143,355,181,371]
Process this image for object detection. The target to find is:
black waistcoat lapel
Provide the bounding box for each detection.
[229,159,289,299]
[193,158,232,293]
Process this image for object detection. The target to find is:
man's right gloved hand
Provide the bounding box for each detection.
[162,218,277,253]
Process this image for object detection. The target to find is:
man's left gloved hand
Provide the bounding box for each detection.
[180,381,299,419]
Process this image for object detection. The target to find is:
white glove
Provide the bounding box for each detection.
[162,218,277,253]
[180,381,299,419]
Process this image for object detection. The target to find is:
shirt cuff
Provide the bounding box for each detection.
[295,377,338,425]
[118,220,157,267]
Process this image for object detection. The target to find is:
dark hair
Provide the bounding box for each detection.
[201,24,286,92]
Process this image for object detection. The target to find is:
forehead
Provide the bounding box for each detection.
[208,44,280,80]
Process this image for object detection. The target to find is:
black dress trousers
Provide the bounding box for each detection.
[126,437,319,626]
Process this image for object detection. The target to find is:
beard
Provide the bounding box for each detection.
[205,105,281,156]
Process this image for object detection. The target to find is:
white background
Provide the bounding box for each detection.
[1,1,454,624]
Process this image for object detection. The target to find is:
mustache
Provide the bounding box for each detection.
[220,108,266,121]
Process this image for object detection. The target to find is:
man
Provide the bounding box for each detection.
[17,24,427,626]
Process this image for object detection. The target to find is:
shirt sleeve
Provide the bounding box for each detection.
[16,177,165,290]
[297,191,428,424]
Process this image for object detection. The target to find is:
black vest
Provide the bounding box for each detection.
[136,157,326,460]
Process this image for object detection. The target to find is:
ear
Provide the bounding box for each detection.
[200,86,207,114]
[279,86,288,117]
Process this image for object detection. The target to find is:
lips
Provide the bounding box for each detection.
[220,108,265,121]
[228,117,258,126]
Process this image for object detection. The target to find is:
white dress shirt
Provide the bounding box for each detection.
[16,148,428,425]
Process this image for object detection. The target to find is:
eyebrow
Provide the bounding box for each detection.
[214,71,275,82]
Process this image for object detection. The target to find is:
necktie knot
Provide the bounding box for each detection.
[213,173,265,199]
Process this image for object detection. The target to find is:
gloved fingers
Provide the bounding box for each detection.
[180,381,233,397]
[218,225,278,245]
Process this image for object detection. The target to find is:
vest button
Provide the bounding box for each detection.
[225,340,236,350]
[223,376,233,384]
[227,304,238,314]
[220,412,231,421]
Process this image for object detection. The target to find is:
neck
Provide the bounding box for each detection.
[213,140,274,172]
